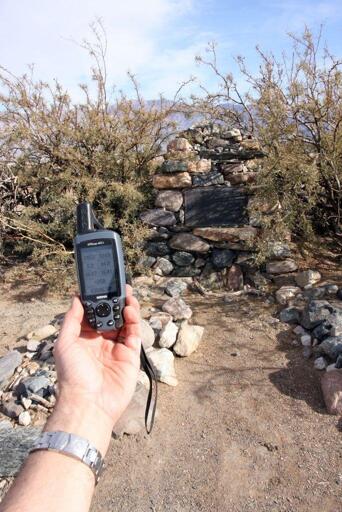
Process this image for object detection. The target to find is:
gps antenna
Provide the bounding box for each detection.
[76,202,103,234]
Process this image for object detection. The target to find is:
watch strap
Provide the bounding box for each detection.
[29,431,104,484]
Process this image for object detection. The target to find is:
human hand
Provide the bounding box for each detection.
[45,285,141,454]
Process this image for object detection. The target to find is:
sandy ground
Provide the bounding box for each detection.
[0,283,341,512]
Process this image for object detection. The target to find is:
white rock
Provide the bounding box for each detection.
[295,270,321,288]
[149,317,163,331]
[18,411,31,426]
[20,397,32,410]
[173,321,204,357]
[148,348,178,386]
[275,286,301,305]
[137,370,150,389]
[26,340,41,352]
[300,334,312,347]
[159,321,178,349]
[140,319,155,349]
[113,383,149,437]
[162,297,192,321]
[26,325,57,341]
[326,363,337,372]
[314,357,328,370]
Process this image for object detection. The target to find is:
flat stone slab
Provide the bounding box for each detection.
[0,427,41,476]
[184,187,248,227]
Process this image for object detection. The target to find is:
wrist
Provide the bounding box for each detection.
[45,392,115,456]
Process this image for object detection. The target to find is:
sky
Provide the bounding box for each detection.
[0,0,341,101]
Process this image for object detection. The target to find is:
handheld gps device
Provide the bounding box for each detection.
[74,202,157,433]
[74,203,126,332]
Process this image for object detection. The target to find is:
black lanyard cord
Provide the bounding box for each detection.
[140,345,158,434]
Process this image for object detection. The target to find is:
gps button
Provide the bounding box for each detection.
[95,302,111,317]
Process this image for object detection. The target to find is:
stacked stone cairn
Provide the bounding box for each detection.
[140,124,265,290]
[273,267,342,415]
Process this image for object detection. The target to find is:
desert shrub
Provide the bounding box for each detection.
[190,28,342,258]
[0,23,183,282]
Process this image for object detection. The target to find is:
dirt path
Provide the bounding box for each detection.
[1,290,341,511]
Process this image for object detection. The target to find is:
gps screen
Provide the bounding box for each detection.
[80,245,117,296]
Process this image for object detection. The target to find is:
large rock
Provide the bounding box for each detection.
[16,375,51,397]
[26,325,57,341]
[172,266,201,277]
[169,233,210,253]
[301,300,334,330]
[113,383,149,437]
[172,251,195,266]
[321,369,342,415]
[165,279,188,297]
[188,159,211,173]
[0,427,41,476]
[192,171,224,187]
[140,209,176,227]
[0,351,22,389]
[1,399,24,419]
[140,319,155,349]
[275,286,301,306]
[266,259,298,274]
[173,321,204,357]
[167,137,193,153]
[159,321,178,349]
[211,249,235,269]
[193,227,258,250]
[295,270,321,288]
[153,172,192,189]
[162,297,192,320]
[160,160,188,173]
[155,190,183,212]
[148,348,178,386]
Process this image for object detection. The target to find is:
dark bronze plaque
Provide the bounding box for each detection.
[184,187,248,227]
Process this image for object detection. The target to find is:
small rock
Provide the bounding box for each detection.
[167,137,193,153]
[153,172,192,190]
[148,348,178,386]
[0,351,23,389]
[26,325,57,341]
[20,397,32,410]
[18,411,31,426]
[337,288,342,300]
[162,297,192,320]
[279,307,301,324]
[173,321,204,357]
[145,241,170,257]
[293,325,307,336]
[165,279,188,297]
[314,357,327,370]
[317,336,342,361]
[113,383,149,437]
[275,286,301,306]
[326,363,337,372]
[192,171,224,187]
[266,259,298,275]
[138,255,156,268]
[295,270,321,288]
[0,420,13,430]
[211,249,235,270]
[227,264,243,291]
[159,321,179,349]
[1,399,24,419]
[324,284,339,296]
[172,251,195,266]
[160,160,188,173]
[268,241,291,259]
[140,319,155,349]
[26,340,41,352]
[301,300,333,330]
[148,312,172,329]
[16,375,51,397]
[154,257,173,276]
[321,369,342,414]
[300,334,312,347]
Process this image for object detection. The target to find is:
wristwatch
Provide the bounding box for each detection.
[29,431,105,484]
